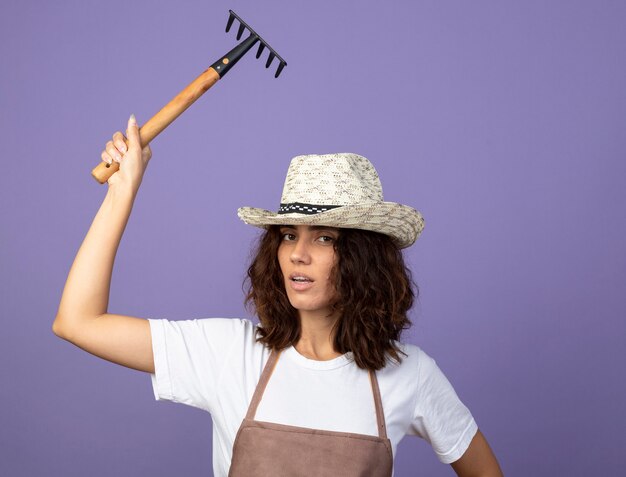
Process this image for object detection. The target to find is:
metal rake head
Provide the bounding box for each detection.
[225,10,287,78]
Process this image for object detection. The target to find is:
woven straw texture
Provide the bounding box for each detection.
[238,153,425,249]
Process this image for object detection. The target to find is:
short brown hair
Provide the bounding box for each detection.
[244,225,417,370]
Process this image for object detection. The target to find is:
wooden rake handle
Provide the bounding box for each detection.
[91,66,221,184]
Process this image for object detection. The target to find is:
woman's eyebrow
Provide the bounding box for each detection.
[278,225,337,231]
[308,226,339,233]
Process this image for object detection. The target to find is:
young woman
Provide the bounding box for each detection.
[53,115,503,476]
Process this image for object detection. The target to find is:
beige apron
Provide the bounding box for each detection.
[228,349,393,477]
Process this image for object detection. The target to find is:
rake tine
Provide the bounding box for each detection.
[236,22,246,40]
[225,11,235,33]
[275,61,286,78]
[265,52,276,68]
[256,43,265,59]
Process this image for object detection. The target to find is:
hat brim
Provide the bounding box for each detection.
[238,202,425,249]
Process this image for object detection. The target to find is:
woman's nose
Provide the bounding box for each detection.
[290,239,311,264]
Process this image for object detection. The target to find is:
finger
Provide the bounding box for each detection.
[106,140,122,163]
[126,114,141,149]
[101,150,113,165]
[142,144,152,161]
[112,131,127,154]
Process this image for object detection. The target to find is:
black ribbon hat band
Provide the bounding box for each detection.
[278,202,341,215]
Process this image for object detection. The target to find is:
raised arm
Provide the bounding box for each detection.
[53,115,155,373]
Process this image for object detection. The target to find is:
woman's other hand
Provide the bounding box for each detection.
[101,114,152,194]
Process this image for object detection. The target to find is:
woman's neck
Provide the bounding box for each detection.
[295,311,342,361]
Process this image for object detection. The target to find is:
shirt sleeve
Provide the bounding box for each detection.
[406,348,479,464]
[148,317,253,414]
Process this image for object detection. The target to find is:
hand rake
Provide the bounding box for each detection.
[91,10,287,184]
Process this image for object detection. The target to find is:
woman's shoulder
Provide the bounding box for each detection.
[391,340,428,363]
[173,316,258,332]
[379,341,437,378]
[150,317,262,350]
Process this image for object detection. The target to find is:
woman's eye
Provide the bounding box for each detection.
[318,235,335,243]
[281,233,296,241]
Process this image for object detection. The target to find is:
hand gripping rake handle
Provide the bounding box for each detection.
[91,10,287,184]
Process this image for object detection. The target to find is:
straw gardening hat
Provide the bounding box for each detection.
[237,153,425,249]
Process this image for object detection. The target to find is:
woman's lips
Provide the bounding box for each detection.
[288,273,314,291]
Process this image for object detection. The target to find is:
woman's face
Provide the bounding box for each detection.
[277,224,339,320]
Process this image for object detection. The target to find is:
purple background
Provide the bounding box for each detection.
[1,1,624,475]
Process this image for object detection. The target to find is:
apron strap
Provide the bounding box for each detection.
[246,348,282,420]
[368,369,388,440]
[246,348,389,440]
